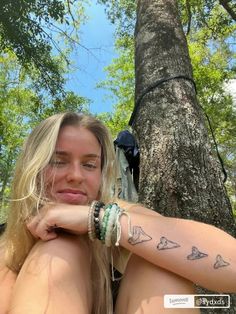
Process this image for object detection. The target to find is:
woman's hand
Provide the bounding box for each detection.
[26,203,89,241]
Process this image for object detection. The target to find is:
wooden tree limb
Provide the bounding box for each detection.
[185,0,192,35]
[219,0,236,21]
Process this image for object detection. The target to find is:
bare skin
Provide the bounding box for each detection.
[1,125,235,313]
[5,235,92,314]
[1,236,199,314]
[1,199,234,313]
[0,264,17,313]
[115,254,199,314]
[2,198,236,313]
[24,201,236,293]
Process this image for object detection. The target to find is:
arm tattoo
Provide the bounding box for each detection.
[187,246,208,260]
[157,236,180,250]
[128,226,152,245]
[214,255,230,269]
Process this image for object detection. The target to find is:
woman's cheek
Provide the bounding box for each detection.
[42,168,58,199]
[96,177,102,199]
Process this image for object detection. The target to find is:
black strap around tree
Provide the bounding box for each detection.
[128,74,227,183]
[129,74,197,126]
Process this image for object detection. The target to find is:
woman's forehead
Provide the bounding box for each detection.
[56,125,101,155]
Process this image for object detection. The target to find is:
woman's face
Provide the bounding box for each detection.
[43,125,102,205]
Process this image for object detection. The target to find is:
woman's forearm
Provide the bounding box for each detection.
[26,201,236,292]
[118,205,236,293]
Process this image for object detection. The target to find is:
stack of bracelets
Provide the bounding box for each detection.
[88,201,132,247]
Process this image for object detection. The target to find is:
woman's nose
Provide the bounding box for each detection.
[66,163,84,183]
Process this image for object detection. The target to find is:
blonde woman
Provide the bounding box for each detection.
[0,112,235,314]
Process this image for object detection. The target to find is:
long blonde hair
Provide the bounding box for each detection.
[3,112,117,314]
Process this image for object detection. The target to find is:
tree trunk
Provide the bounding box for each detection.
[131,0,236,313]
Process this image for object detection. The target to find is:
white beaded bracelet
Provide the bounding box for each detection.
[88,201,96,241]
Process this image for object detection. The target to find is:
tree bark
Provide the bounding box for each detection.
[132,0,236,312]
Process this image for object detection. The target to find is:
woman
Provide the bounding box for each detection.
[0,112,235,314]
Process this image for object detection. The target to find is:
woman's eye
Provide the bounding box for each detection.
[84,163,97,169]
[50,160,67,166]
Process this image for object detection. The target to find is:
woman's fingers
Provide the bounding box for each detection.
[26,213,58,241]
[25,204,89,240]
[26,216,41,239]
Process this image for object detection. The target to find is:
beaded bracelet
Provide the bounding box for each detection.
[88,201,133,247]
[88,201,104,241]
[94,201,104,240]
[88,201,96,241]
[101,203,130,247]
[105,204,118,247]
[100,205,111,244]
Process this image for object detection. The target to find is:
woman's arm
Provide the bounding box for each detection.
[26,202,236,293]
[117,200,236,293]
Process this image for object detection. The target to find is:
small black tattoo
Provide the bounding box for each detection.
[187,246,208,260]
[214,255,230,269]
[128,226,152,245]
[157,236,180,250]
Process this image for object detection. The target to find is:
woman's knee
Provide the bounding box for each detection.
[23,234,92,282]
[115,254,199,314]
[10,235,92,313]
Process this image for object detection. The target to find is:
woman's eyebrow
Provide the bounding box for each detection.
[84,154,101,159]
[54,151,68,156]
[54,151,101,158]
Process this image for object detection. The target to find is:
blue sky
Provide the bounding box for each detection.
[64,2,236,114]
[65,2,117,114]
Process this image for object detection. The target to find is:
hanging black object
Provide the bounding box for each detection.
[114,130,140,191]
[0,223,6,235]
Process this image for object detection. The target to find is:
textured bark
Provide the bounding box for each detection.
[132,1,236,312]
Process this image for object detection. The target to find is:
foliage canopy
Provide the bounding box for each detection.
[0,0,85,96]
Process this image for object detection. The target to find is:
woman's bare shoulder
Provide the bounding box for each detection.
[0,263,17,284]
[0,242,17,314]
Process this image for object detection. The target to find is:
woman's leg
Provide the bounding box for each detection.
[9,234,92,314]
[0,265,17,314]
[115,254,200,314]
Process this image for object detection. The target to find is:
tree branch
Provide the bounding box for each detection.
[219,0,236,21]
[185,0,192,35]
[42,19,101,63]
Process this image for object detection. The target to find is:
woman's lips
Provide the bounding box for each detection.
[56,189,87,204]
